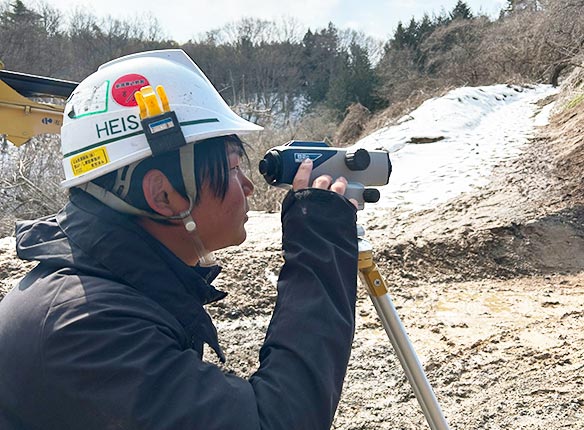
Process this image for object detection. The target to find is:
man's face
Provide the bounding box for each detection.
[191,146,254,252]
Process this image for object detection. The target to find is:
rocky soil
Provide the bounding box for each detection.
[1,74,583,429]
[213,77,584,429]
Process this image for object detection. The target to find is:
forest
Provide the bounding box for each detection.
[1,0,583,120]
[0,0,583,222]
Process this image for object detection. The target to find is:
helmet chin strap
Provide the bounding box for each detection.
[81,181,217,267]
[172,194,217,267]
[81,144,217,267]
[176,143,217,267]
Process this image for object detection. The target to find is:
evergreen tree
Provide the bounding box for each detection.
[405,18,418,47]
[384,14,437,75]
[326,41,377,111]
[450,0,473,20]
[2,0,40,28]
[347,42,376,108]
[417,14,435,41]
[414,14,435,71]
[391,22,408,49]
[325,50,351,112]
[301,23,340,105]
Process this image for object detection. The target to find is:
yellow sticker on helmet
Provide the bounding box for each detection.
[70,147,110,176]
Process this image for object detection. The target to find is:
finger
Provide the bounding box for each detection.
[312,174,333,189]
[292,159,313,190]
[329,176,348,195]
[349,198,359,209]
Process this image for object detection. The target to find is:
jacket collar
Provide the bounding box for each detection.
[57,189,227,360]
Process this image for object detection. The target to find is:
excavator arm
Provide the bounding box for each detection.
[0,70,77,146]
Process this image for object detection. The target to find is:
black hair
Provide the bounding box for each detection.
[92,134,247,214]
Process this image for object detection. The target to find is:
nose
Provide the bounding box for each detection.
[241,171,254,197]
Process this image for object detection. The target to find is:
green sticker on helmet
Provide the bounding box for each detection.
[68,80,110,119]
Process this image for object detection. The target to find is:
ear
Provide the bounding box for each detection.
[142,169,181,217]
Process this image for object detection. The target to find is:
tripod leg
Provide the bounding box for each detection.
[359,252,450,430]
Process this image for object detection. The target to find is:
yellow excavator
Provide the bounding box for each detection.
[0,68,77,146]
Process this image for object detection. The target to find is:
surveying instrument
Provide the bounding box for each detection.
[260,141,451,430]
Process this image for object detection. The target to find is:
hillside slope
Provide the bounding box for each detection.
[209,70,584,429]
[1,69,583,428]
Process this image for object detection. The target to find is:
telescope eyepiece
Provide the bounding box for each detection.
[258,150,282,185]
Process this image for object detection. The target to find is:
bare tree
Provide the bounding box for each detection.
[537,0,584,85]
[484,1,584,85]
[0,134,66,235]
[0,0,66,76]
[421,17,492,86]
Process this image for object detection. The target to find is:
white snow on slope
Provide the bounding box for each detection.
[355,84,558,214]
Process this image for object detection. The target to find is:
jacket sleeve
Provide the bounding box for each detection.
[250,189,358,429]
[41,189,358,430]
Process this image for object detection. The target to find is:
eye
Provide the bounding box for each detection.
[228,154,249,177]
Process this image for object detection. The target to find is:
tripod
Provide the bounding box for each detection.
[357,225,450,430]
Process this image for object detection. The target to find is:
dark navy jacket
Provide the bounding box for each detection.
[0,187,358,430]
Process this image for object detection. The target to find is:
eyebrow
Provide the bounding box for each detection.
[227,143,244,157]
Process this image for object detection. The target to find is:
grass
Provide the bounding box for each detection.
[566,93,584,110]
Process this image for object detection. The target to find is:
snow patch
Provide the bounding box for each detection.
[355,84,559,215]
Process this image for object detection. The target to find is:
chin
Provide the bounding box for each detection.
[220,230,247,250]
[235,230,247,245]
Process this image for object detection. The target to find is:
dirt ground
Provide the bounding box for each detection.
[212,79,584,429]
[1,77,583,428]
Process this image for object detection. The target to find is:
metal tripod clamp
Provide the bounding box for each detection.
[357,225,451,430]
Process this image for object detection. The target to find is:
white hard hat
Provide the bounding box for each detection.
[60,49,262,188]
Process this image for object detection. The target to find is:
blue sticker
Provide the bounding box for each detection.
[294,152,322,163]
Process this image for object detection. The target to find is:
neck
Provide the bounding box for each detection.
[138,217,200,266]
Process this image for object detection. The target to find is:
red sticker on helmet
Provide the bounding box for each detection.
[112,74,150,107]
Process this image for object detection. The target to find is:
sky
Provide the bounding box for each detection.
[41,0,506,43]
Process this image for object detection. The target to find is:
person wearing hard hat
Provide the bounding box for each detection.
[0,50,358,429]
